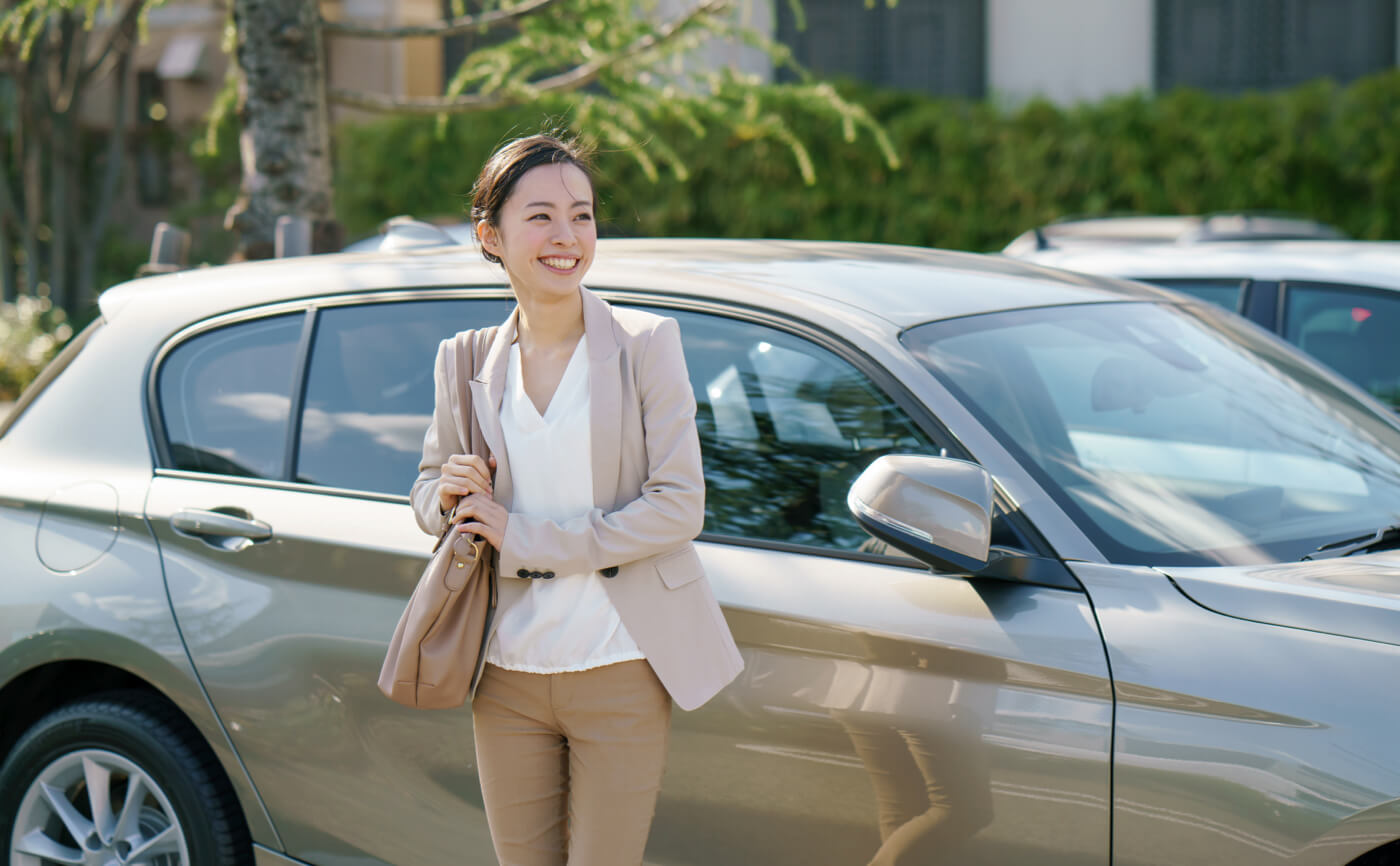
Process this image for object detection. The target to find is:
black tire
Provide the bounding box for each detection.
[0,690,252,866]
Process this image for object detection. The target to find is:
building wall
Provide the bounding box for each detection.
[987,0,1154,104]
[759,0,1400,104]
[649,0,773,87]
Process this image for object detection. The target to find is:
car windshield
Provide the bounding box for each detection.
[902,301,1400,566]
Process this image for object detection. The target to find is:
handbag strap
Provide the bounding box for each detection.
[435,325,500,552]
[452,326,499,455]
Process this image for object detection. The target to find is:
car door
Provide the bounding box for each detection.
[144,293,514,866]
[632,303,1115,866]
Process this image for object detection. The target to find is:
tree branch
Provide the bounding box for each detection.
[329,0,728,114]
[321,0,566,39]
[83,0,146,85]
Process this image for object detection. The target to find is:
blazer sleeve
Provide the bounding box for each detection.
[497,316,704,577]
[409,338,458,536]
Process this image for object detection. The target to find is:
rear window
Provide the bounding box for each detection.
[157,314,304,478]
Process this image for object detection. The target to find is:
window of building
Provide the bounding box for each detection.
[777,0,987,98]
[441,0,515,90]
[1156,0,1397,92]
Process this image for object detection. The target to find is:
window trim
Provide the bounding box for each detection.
[151,467,413,504]
[281,309,320,482]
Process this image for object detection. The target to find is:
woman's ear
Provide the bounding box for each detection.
[477,221,501,257]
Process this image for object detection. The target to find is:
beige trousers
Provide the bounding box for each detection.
[472,660,672,866]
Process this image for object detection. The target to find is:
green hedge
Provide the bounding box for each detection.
[336,71,1400,251]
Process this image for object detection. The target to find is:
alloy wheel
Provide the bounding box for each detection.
[11,748,186,866]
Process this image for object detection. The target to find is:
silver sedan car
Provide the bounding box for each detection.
[2,239,1399,866]
[1004,226,1400,412]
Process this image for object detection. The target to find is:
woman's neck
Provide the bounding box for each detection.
[515,288,585,353]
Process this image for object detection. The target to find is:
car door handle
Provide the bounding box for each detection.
[171,509,272,551]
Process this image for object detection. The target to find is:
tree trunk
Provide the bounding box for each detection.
[19,99,43,297]
[224,0,336,260]
[49,110,73,311]
[0,131,19,303]
[78,51,133,310]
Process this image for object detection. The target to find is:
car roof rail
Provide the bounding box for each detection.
[1184,212,1348,243]
[353,216,463,252]
[276,215,312,258]
[136,222,190,276]
[1002,211,1348,254]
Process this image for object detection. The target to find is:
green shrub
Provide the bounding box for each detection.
[0,295,73,401]
[334,70,1400,250]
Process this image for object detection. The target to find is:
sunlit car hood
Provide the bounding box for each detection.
[1160,551,1400,647]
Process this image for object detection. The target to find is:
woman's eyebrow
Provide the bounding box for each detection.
[523,200,593,209]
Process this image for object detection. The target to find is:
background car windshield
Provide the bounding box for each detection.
[903,302,1400,566]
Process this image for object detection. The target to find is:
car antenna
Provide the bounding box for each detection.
[1033,227,1051,251]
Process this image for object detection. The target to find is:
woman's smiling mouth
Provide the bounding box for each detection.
[540,256,580,273]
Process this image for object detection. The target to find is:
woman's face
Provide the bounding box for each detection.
[478,162,596,303]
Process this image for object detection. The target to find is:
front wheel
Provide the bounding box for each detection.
[0,691,252,866]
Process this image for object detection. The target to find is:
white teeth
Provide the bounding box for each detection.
[541,257,578,269]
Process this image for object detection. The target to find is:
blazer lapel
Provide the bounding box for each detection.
[582,288,622,511]
[471,307,517,507]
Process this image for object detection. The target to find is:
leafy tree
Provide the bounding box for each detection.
[0,0,148,312]
[4,0,895,291]
[224,0,894,259]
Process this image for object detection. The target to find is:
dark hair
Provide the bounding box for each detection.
[468,134,595,264]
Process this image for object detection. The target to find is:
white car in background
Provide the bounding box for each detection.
[1005,216,1400,409]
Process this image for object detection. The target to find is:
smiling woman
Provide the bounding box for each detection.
[403,134,743,866]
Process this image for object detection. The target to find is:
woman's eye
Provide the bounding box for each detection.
[575,212,594,222]
[529,213,549,221]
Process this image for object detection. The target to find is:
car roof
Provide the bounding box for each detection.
[99,238,1173,333]
[1001,213,1348,254]
[1008,240,1400,291]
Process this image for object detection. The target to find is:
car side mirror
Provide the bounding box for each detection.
[847,455,993,573]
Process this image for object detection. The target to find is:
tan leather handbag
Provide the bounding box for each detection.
[378,328,499,709]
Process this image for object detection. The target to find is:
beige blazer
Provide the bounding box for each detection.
[411,288,744,711]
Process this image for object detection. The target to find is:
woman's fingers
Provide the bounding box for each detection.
[453,493,507,549]
[441,454,493,495]
[457,521,503,550]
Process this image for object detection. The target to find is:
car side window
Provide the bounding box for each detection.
[296,298,514,495]
[1283,282,1400,408]
[157,314,304,479]
[1141,278,1247,313]
[649,307,935,552]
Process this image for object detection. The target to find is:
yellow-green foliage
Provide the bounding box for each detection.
[335,70,1400,250]
[0,295,72,401]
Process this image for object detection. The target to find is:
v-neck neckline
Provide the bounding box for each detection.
[511,335,588,425]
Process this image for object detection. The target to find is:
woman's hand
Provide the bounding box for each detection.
[438,454,496,514]
[453,493,508,550]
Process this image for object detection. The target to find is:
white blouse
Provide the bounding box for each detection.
[485,335,645,673]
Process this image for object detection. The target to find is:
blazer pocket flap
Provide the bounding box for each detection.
[655,546,704,590]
